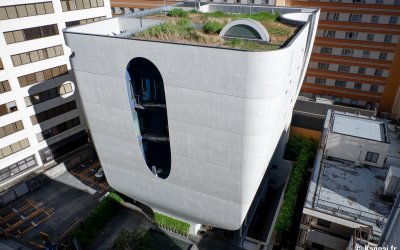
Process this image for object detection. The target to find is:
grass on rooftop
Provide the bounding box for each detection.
[134,9,297,51]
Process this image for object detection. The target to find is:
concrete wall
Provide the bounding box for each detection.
[64,7,318,230]
[326,133,389,168]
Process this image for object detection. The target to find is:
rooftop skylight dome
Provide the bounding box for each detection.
[219,19,271,43]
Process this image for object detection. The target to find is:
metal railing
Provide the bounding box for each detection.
[307,199,387,230]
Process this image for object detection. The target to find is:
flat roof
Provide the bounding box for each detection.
[305,122,400,235]
[332,113,387,142]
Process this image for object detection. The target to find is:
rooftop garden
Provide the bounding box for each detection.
[132,9,298,51]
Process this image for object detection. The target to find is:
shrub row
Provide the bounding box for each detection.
[153,212,190,236]
[70,192,124,246]
[274,136,317,234]
[203,21,224,34]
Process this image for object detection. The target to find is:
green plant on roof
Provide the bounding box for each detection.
[168,8,188,18]
[203,21,225,34]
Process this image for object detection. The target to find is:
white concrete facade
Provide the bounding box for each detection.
[64,4,319,230]
[0,0,111,186]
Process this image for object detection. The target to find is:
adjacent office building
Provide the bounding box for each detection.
[296,110,400,249]
[64,4,319,231]
[0,0,111,187]
[284,0,400,117]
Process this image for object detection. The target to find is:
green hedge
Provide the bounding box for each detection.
[71,192,124,246]
[153,212,190,236]
[274,136,317,234]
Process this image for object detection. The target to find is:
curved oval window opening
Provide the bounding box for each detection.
[224,25,262,40]
[126,57,171,179]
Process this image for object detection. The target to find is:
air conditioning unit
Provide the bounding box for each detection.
[384,166,400,196]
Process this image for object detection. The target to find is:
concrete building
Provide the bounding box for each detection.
[64,4,319,231]
[110,0,176,16]
[0,1,111,189]
[283,0,400,118]
[296,110,400,250]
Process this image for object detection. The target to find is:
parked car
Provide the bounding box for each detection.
[95,167,105,181]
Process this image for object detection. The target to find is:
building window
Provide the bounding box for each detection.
[0,155,38,182]
[362,51,370,58]
[354,82,362,89]
[31,101,77,125]
[11,45,64,67]
[389,16,398,24]
[374,69,383,76]
[335,80,347,87]
[366,34,374,41]
[320,47,332,54]
[24,83,73,107]
[350,99,358,106]
[317,63,329,70]
[0,138,30,160]
[18,64,68,88]
[365,151,379,163]
[0,2,53,20]
[345,32,358,40]
[358,67,366,74]
[317,218,331,228]
[36,117,80,142]
[0,80,11,94]
[4,24,58,44]
[0,58,3,70]
[315,78,326,85]
[61,0,104,12]
[379,53,387,60]
[384,35,392,43]
[341,49,353,56]
[0,120,24,139]
[376,0,383,3]
[353,0,366,2]
[338,65,350,72]
[327,12,339,21]
[0,100,18,117]
[371,15,379,23]
[349,14,362,22]
[370,84,379,92]
[65,16,106,27]
[323,30,336,38]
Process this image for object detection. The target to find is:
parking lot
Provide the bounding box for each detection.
[70,159,109,196]
[0,198,53,238]
[0,158,111,248]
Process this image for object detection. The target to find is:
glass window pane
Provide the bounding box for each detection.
[0,8,8,20]
[20,53,31,64]
[35,3,45,15]
[4,32,15,44]
[64,83,73,93]
[31,115,38,125]
[35,71,45,82]
[12,55,22,66]
[52,67,61,77]
[6,6,18,19]
[68,1,77,10]
[16,120,24,130]
[44,2,54,13]
[14,30,24,42]
[47,47,56,57]
[98,0,104,6]
[30,50,40,62]
[2,146,12,157]
[20,138,29,149]
[11,141,22,152]
[61,1,68,11]
[76,0,84,10]
[90,0,98,7]
[83,0,91,8]
[26,4,36,16]
[16,5,28,17]
[55,45,64,56]
[24,96,32,106]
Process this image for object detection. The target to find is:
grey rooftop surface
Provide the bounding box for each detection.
[332,113,387,143]
[305,122,400,235]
